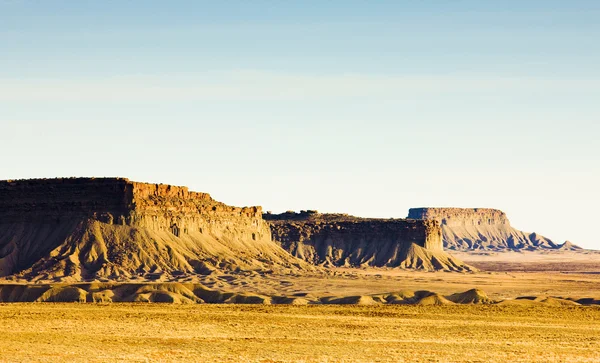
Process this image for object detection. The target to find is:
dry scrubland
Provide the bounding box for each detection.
[0,303,598,363]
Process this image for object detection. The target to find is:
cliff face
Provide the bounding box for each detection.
[408,208,573,251]
[0,178,309,281]
[265,211,473,271]
[408,208,510,228]
[0,178,267,240]
[0,178,132,222]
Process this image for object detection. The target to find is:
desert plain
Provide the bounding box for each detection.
[1,303,599,363]
[2,251,600,363]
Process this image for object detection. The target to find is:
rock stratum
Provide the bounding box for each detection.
[0,178,473,284]
[265,211,474,271]
[408,208,581,252]
[0,178,310,282]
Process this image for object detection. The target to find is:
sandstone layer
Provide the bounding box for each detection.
[265,211,474,271]
[0,178,310,281]
[408,208,580,251]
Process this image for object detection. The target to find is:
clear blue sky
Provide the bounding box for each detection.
[1,1,599,248]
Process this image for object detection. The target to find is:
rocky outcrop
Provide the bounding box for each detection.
[408,208,510,228]
[265,211,474,271]
[408,207,578,251]
[557,241,583,251]
[0,178,266,236]
[0,178,310,281]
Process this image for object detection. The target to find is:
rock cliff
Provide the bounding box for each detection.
[265,211,474,271]
[408,208,578,251]
[0,178,310,281]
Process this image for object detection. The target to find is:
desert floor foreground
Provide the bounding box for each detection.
[0,304,598,363]
[3,251,600,303]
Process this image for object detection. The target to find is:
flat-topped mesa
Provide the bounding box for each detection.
[265,211,473,271]
[408,208,510,228]
[126,181,264,238]
[0,178,304,280]
[0,178,265,239]
[0,178,132,221]
[407,207,572,251]
[263,209,321,221]
[267,211,443,252]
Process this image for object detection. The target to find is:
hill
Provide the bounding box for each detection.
[265,210,474,272]
[408,207,581,252]
[0,178,311,282]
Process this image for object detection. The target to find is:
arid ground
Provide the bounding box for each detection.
[2,251,600,362]
[140,250,600,302]
[3,253,600,304]
[0,303,598,363]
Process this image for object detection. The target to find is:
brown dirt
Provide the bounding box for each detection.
[0,304,598,362]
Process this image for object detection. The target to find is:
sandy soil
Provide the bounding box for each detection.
[3,251,600,302]
[1,252,600,362]
[192,250,600,301]
[0,304,598,363]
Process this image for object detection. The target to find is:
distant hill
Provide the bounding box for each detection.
[408,208,581,252]
[265,211,475,272]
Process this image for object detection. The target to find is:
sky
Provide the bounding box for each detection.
[1,1,599,248]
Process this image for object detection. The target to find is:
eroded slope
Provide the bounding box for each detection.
[408,207,581,251]
[266,211,474,271]
[0,178,311,281]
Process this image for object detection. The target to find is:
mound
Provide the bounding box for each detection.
[90,289,115,303]
[36,286,88,303]
[271,296,310,305]
[118,283,203,303]
[384,291,416,304]
[0,178,313,282]
[223,293,272,304]
[412,291,455,305]
[397,243,474,272]
[558,241,583,251]
[321,295,380,305]
[267,211,474,272]
[574,297,600,305]
[1,283,592,306]
[515,296,581,306]
[446,289,495,304]
[381,290,455,305]
[0,282,275,304]
[133,291,199,304]
[496,299,543,306]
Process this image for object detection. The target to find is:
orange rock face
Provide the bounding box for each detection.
[0,178,299,280]
[0,178,267,241]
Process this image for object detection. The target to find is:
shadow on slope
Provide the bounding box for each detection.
[1,284,599,306]
[0,219,313,282]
